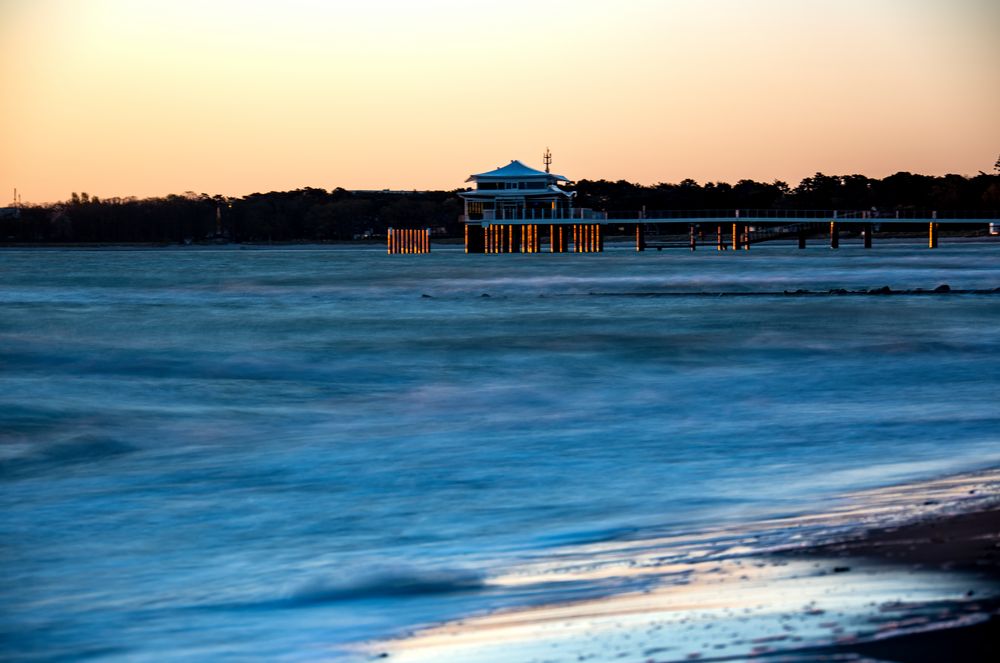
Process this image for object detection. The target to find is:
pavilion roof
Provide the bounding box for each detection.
[466,160,571,183]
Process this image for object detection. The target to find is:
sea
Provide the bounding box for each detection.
[2,239,999,661]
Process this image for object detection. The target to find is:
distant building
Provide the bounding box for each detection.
[459,160,575,223]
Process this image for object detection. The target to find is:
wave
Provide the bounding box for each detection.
[0,435,136,478]
[288,568,486,604]
[200,568,486,613]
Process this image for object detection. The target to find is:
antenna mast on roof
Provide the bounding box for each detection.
[543,148,552,174]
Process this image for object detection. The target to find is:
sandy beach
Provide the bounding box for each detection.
[363,469,1000,662]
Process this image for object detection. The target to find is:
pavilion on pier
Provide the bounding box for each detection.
[459,158,607,253]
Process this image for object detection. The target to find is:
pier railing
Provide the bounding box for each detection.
[466,208,609,223]
[464,209,998,225]
[606,209,999,223]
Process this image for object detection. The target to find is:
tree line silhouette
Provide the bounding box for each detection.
[3,171,998,244]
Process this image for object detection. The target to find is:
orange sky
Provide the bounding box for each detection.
[1,0,998,203]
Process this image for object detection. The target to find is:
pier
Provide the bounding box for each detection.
[388,158,997,255]
[454,209,995,254]
[627,209,994,251]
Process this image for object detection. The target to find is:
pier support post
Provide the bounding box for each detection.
[863,223,872,249]
[797,227,807,249]
[597,225,604,252]
[717,225,725,250]
[732,223,742,251]
[829,221,839,249]
[689,225,696,251]
[636,223,645,252]
[467,225,484,253]
[549,224,555,253]
[929,222,938,248]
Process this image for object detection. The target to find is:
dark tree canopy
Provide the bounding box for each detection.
[2,171,997,244]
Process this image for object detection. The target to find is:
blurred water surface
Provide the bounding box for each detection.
[2,242,999,660]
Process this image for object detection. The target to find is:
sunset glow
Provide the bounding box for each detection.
[2,0,998,203]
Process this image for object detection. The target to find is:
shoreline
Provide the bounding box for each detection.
[1,233,998,250]
[360,468,1000,662]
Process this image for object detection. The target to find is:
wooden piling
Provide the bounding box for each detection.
[732,223,741,251]
[467,225,485,253]
[830,221,839,249]
[863,223,872,249]
[929,222,938,248]
[689,225,696,251]
[636,223,645,252]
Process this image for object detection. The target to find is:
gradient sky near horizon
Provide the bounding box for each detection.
[1,0,998,203]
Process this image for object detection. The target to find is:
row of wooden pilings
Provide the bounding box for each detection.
[465,224,604,254]
[637,222,942,251]
[390,221,942,255]
[387,227,431,254]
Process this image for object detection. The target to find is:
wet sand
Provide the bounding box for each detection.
[362,470,1000,662]
[781,505,1000,661]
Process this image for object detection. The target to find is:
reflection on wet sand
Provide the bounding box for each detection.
[368,470,1000,662]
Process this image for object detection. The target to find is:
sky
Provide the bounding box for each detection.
[1,0,998,203]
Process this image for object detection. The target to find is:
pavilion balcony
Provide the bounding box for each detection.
[464,208,608,224]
